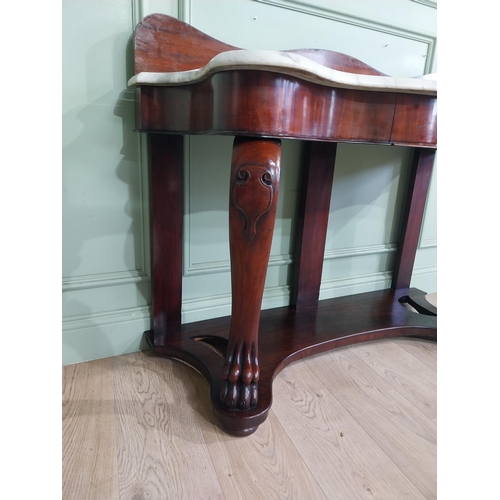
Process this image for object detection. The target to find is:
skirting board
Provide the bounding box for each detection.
[62,307,152,366]
[62,267,436,365]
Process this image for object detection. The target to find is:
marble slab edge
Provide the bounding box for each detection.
[128,49,437,95]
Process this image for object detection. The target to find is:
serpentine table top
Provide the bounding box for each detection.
[129,48,437,94]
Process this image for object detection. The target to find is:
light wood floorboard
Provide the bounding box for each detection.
[393,338,437,371]
[63,294,437,499]
[111,353,223,500]
[271,359,428,499]
[349,340,437,420]
[62,358,120,500]
[182,367,329,500]
[305,346,436,499]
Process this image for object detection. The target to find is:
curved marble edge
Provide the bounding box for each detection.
[128,49,437,95]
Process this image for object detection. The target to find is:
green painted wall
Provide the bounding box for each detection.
[62,0,437,365]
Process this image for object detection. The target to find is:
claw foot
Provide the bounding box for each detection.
[220,341,259,410]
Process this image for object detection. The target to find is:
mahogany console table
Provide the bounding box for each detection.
[129,14,437,436]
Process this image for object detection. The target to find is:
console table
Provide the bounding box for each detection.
[129,14,437,436]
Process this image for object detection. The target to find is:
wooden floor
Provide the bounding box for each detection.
[62,294,437,500]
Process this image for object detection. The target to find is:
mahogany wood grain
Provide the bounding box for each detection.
[134,14,237,73]
[391,94,437,146]
[291,141,337,309]
[149,134,184,344]
[221,138,281,411]
[134,14,389,75]
[392,148,436,290]
[137,76,400,144]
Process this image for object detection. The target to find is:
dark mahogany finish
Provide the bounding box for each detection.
[134,14,237,73]
[137,77,436,146]
[222,138,281,411]
[391,94,437,147]
[291,141,338,309]
[132,14,437,436]
[392,148,436,291]
[149,134,184,345]
[134,14,389,75]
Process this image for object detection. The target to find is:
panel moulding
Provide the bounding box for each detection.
[324,242,396,261]
[62,270,150,292]
[185,253,293,277]
[185,242,397,276]
[131,0,143,27]
[420,238,437,249]
[412,264,437,276]
[409,264,437,293]
[178,0,192,22]
[182,285,290,318]
[411,0,437,8]
[123,88,151,281]
[253,0,435,35]
[63,305,151,331]
[319,270,392,299]
[252,0,436,74]
[132,0,182,23]
[62,89,150,292]
[183,135,193,276]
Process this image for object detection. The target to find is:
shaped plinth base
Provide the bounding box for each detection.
[145,288,436,436]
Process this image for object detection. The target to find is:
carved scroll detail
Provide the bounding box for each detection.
[232,165,276,240]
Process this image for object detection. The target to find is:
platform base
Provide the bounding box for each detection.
[145,287,436,436]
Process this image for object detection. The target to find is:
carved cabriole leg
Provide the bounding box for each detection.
[220,137,281,410]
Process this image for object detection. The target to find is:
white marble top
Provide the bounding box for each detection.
[128,49,437,95]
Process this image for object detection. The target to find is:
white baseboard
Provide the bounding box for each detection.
[410,265,437,293]
[62,307,151,365]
